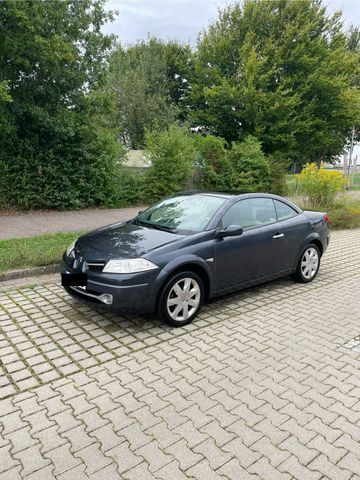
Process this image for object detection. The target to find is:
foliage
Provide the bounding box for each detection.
[0,0,120,210]
[143,129,274,197]
[267,154,289,196]
[0,230,85,272]
[190,0,360,163]
[296,163,347,206]
[105,38,193,149]
[0,80,11,102]
[299,194,360,230]
[347,26,360,88]
[226,136,270,193]
[194,134,230,190]
[109,167,145,207]
[143,125,196,201]
[0,115,122,210]
[142,128,280,197]
[327,197,360,229]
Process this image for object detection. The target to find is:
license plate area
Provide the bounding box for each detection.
[61,273,87,287]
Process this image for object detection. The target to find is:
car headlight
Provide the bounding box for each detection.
[103,258,158,274]
[66,239,77,257]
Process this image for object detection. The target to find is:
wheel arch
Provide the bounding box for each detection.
[164,262,211,300]
[154,259,212,314]
[298,233,324,258]
[308,238,323,257]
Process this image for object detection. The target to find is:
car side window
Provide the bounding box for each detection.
[274,200,298,221]
[222,198,277,230]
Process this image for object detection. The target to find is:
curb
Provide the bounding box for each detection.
[0,264,59,282]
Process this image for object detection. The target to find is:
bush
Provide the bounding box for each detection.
[194,135,230,190]
[268,154,289,196]
[0,116,122,210]
[326,196,360,229]
[296,163,347,207]
[109,167,145,207]
[194,134,273,194]
[226,136,270,193]
[143,125,196,201]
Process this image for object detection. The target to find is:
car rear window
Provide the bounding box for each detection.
[274,200,298,221]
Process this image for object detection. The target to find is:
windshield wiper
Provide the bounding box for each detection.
[151,224,177,233]
[134,218,176,233]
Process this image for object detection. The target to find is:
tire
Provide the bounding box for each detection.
[157,270,205,327]
[292,243,321,283]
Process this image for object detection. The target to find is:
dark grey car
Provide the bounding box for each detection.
[61,192,330,326]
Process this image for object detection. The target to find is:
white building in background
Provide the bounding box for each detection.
[122,150,150,171]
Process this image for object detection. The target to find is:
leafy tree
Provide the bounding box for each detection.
[143,125,196,201]
[190,0,359,163]
[347,26,360,55]
[106,38,194,149]
[0,0,120,209]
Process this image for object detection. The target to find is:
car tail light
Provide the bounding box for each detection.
[323,214,330,224]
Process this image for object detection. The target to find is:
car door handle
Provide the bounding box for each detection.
[273,233,284,239]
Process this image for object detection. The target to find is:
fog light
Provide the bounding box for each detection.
[101,294,113,305]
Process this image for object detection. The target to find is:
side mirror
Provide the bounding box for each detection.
[138,210,143,215]
[216,224,243,239]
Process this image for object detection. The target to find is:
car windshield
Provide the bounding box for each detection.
[136,194,226,233]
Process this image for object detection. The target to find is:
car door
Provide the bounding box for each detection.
[273,199,309,271]
[214,198,285,292]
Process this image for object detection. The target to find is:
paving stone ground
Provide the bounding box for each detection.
[0,228,360,479]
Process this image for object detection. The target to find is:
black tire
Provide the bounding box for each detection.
[157,270,205,327]
[292,243,321,283]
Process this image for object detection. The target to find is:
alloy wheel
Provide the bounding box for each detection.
[167,277,201,322]
[301,247,319,280]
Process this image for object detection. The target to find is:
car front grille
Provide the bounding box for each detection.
[86,262,106,272]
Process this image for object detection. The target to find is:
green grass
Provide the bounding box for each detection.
[0,230,86,273]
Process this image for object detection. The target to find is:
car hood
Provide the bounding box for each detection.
[78,221,183,258]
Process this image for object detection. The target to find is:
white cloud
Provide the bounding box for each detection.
[103,0,360,45]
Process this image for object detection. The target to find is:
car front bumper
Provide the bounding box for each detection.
[60,259,159,314]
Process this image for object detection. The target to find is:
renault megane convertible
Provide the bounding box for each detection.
[61,192,330,326]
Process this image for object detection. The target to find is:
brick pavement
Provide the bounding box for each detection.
[0,229,360,479]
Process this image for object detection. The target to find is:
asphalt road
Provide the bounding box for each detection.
[0,207,146,240]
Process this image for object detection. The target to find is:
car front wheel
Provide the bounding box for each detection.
[157,271,204,327]
[292,243,321,283]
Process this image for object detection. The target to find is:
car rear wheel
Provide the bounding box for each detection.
[157,271,204,327]
[292,243,321,283]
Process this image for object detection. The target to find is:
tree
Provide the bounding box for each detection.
[347,26,360,54]
[190,0,360,164]
[0,0,120,209]
[106,38,194,149]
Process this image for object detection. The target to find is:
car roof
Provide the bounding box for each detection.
[174,191,302,213]
[173,190,235,199]
[175,190,285,201]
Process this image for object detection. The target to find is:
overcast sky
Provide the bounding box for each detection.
[104,0,360,46]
